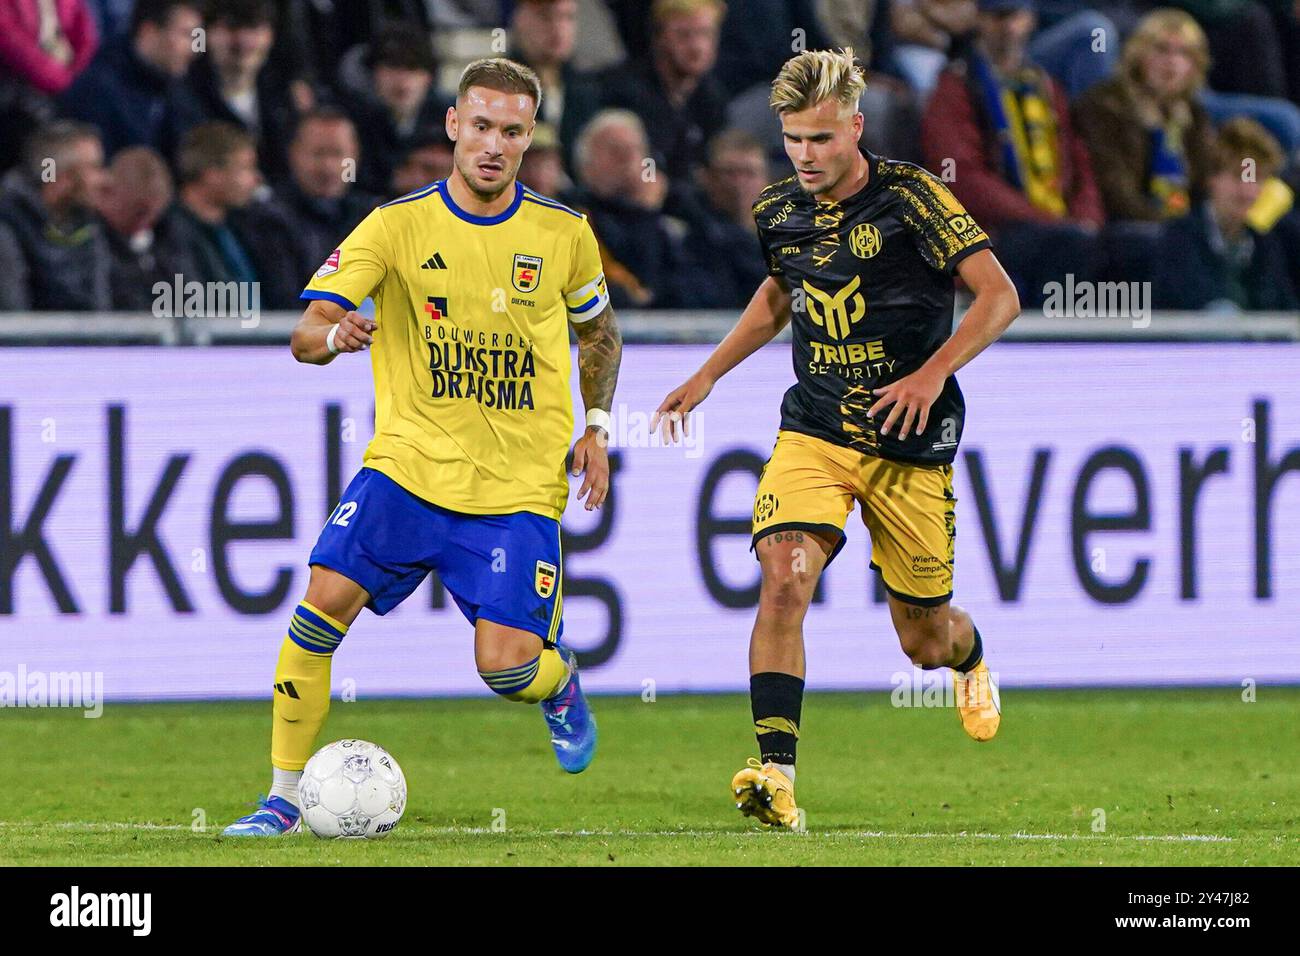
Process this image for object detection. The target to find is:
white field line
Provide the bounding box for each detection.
[0,821,1238,842]
[0,821,193,831]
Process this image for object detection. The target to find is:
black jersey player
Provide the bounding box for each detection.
[655,48,1021,829]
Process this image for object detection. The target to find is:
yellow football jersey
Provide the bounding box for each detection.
[302,179,610,520]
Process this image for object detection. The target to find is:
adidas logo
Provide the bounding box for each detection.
[420,252,447,270]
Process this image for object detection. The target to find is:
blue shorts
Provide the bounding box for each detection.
[309,468,563,642]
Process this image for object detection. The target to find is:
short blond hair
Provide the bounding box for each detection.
[651,0,725,27]
[458,57,542,113]
[769,47,865,115]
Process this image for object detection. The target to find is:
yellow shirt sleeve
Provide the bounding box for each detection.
[564,218,611,322]
[300,206,390,310]
[901,175,990,275]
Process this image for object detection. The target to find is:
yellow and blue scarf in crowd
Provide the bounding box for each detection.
[971,54,1066,217]
[1147,122,1191,218]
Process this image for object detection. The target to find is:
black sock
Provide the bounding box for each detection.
[751,672,804,766]
[955,626,984,673]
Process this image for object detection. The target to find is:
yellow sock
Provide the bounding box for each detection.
[479,647,569,703]
[271,602,347,770]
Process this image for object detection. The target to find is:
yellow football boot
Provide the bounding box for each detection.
[731,758,803,830]
[954,659,1001,741]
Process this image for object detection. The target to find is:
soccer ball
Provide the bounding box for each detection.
[299,739,407,839]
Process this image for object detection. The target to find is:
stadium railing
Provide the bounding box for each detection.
[1,310,1298,345]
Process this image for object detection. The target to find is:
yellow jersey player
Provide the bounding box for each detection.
[225,58,621,836]
[655,48,1020,829]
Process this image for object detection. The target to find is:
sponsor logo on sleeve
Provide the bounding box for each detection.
[316,248,341,277]
[947,214,986,243]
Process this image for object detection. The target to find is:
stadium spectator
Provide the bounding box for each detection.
[59,0,201,157]
[816,0,897,75]
[1074,8,1217,223]
[1020,3,1119,100]
[96,145,179,311]
[569,0,627,74]
[161,121,262,292]
[518,121,568,198]
[890,0,978,97]
[347,25,446,197]
[0,0,100,175]
[1168,0,1287,99]
[681,129,770,307]
[181,0,298,183]
[595,0,730,179]
[422,0,503,28]
[1153,117,1299,311]
[563,108,704,308]
[277,3,380,99]
[83,0,133,40]
[9,0,1300,319]
[508,0,601,170]
[893,1,1122,103]
[0,120,110,310]
[1143,0,1300,156]
[653,0,828,99]
[390,128,454,197]
[257,0,323,113]
[272,108,377,293]
[0,0,99,95]
[922,0,1103,306]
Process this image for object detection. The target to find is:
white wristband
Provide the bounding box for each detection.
[586,408,611,433]
[325,323,341,355]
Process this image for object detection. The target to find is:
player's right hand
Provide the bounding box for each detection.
[652,369,714,444]
[332,311,377,352]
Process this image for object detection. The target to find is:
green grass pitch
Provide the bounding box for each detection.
[2,688,1297,866]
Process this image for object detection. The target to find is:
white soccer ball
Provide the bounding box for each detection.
[299,739,407,839]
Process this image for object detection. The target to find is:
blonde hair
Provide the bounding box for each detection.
[458,57,543,113]
[769,47,866,115]
[1122,8,1210,96]
[651,0,725,27]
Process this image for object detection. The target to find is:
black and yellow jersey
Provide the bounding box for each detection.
[753,148,990,465]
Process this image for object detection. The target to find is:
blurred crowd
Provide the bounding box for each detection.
[2,0,1299,316]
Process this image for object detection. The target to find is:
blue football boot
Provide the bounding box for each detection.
[222,794,302,836]
[540,646,597,773]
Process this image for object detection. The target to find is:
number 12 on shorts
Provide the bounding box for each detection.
[328,501,358,527]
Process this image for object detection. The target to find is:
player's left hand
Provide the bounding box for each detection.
[570,426,610,511]
[867,365,946,440]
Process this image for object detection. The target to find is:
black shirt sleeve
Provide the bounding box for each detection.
[752,190,788,279]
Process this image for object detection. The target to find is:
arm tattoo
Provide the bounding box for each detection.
[574,304,622,417]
